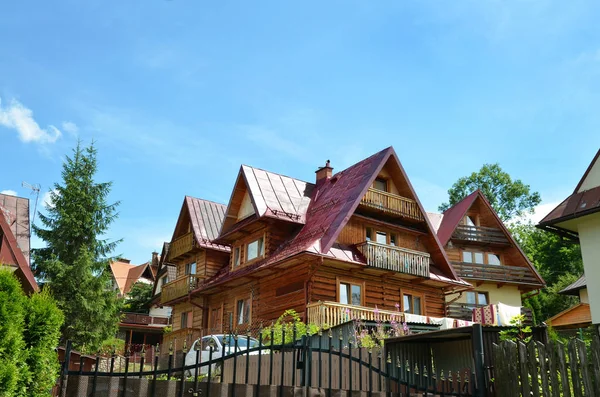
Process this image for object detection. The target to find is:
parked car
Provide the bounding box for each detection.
[184,334,262,376]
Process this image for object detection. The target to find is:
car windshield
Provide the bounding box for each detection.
[217,335,260,349]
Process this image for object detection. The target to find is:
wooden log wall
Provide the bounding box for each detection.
[337,216,426,252]
[309,263,446,317]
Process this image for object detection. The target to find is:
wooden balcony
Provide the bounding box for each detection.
[161,327,203,352]
[451,225,509,245]
[356,241,430,278]
[360,188,424,221]
[167,232,195,261]
[160,275,202,304]
[451,262,540,285]
[307,301,404,329]
[120,312,171,326]
[446,303,533,325]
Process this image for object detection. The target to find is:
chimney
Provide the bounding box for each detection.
[151,251,159,266]
[315,160,333,183]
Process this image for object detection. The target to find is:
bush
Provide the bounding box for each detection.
[97,338,126,357]
[0,269,64,397]
[261,310,319,345]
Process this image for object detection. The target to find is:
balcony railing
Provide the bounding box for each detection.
[356,242,430,278]
[451,262,540,285]
[168,232,195,261]
[160,275,202,304]
[120,312,171,326]
[446,303,533,324]
[306,301,405,329]
[360,188,424,221]
[452,225,509,245]
[162,327,203,352]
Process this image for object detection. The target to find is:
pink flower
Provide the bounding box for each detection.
[395,303,400,311]
[374,306,379,314]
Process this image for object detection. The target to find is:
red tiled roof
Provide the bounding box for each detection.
[0,212,38,293]
[184,197,230,252]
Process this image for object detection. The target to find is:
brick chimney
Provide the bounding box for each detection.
[151,251,159,266]
[315,160,333,183]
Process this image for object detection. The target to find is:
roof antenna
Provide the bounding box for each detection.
[21,181,41,227]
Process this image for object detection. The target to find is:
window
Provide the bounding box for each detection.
[339,282,362,306]
[236,298,251,325]
[185,262,196,275]
[474,252,484,264]
[233,247,241,267]
[464,216,477,227]
[373,178,388,192]
[160,276,168,286]
[181,311,192,329]
[462,251,473,263]
[466,291,488,306]
[246,237,264,262]
[376,231,387,244]
[210,306,223,333]
[366,227,373,241]
[403,293,422,315]
[487,253,501,266]
[390,233,397,246]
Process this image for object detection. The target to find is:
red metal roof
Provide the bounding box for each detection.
[184,196,230,252]
[0,210,38,293]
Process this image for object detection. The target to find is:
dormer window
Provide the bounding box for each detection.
[233,247,241,267]
[373,178,388,192]
[246,237,264,262]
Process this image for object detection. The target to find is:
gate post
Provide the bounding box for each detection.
[60,340,73,397]
[471,324,486,397]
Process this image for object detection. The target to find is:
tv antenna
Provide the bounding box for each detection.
[21,181,41,227]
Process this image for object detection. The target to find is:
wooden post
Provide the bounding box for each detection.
[471,324,486,397]
[60,340,72,397]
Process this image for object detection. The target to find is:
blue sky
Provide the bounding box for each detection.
[1,0,599,264]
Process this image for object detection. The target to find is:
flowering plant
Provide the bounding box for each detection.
[350,304,410,349]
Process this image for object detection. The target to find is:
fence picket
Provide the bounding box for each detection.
[528,341,541,397]
[568,339,582,397]
[547,341,560,397]
[537,341,550,397]
[591,335,600,397]
[576,339,592,397]
[556,341,572,397]
[518,341,531,397]
[493,343,505,397]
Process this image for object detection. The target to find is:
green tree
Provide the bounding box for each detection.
[32,141,122,351]
[124,281,153,313]
[438,163,541,221]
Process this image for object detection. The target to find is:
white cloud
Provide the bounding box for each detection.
[0,190,17,196]
[61,121,79,136]
[513,201,562,225]
[42,189,58,209]
[0,98,61,143]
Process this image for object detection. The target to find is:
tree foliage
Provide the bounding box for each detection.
[32,141,122,351]
[0,269,64,397]
[124,281,153,313]
[438,163,541,221]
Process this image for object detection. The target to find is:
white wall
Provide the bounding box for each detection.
[447,282,523,307]
[577,214,600,323]
[580,288,589,304]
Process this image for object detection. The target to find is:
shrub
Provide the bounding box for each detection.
[261,310,319,345]
[97,338,126,357]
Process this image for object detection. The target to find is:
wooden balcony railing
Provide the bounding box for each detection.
[307,301,405,329]
[360,188,424,221]
[356,242,430,278]
[451,262,540,285]
[120,312,171,326]
[160,275,202,304]
[452,225,509,245]
[446,303,533,325]
[168,232,195,261]
[161,327,203,352]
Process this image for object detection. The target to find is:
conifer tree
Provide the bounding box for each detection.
[33,141,122,351]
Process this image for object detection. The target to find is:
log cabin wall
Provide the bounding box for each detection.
[309,263,446,318]
[171,301,203,332]
[337,216,426,252]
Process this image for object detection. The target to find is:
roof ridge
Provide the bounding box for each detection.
[241,164,313,186]
[185,195,227,208]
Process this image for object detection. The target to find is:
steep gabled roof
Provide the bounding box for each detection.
[437,190,545,286]
[110,260,155,296]
[174,197,230,252]
[220,166,314,235]
[0,211,38,293]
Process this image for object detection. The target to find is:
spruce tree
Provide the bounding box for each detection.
[32,141,122,351]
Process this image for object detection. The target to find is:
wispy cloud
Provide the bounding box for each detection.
[0,190,17,196]
[0,98,61,144]
[61,121,79,136]
[42,189,58,209]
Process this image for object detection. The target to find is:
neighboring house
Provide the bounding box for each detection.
[109,257,170,348]
[0,193,38,293]
[547,275,591,331]
[538,149,600,324]
[156,147,472,349]
[150,242,175,318]
[427,191,545,323]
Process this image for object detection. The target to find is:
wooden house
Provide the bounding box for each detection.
[428,191,545,322]
[156,147,473,348]
[547,275,591,331]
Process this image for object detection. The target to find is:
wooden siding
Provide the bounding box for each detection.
[337,216,426,251]
[360,188,424,221]
[356,242,430,278]
[548,304,592,329]
[309,264,446,317]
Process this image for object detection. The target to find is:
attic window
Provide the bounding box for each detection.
[246,237,264,262]
[373,178,388,192]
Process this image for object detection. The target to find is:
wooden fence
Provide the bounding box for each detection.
[493,336,600,397]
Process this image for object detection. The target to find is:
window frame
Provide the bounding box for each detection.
[234,295,252,327]
[461,249,503,266]
[373,177,388,192]
[336,277,365,306]
[233,246,241,267]
[180,310,192,329]
[465,291,489,306]
[401,290,425,315]
[185,262,196,275]
[245,236,265,263]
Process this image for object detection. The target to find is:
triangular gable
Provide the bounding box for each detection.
[546,303,591,329]
[220,165,314,236]
[286,147,459,281]
[575,149,600,193]
[123,262,154,296]
[439,190,545,286]
[171,196,229,253]
[0,212,38,293]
